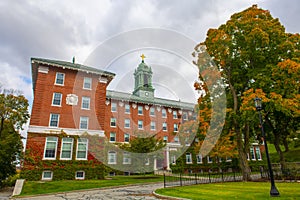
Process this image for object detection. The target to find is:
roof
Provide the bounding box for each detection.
[31,57,115,90]
[106,90,195,110]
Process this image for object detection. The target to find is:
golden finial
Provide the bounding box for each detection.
[140,54,146,62]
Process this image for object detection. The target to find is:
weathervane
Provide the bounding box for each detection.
[140,54,146,62]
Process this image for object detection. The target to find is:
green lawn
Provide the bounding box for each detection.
[155,182,300,200]
[20,175,163,196]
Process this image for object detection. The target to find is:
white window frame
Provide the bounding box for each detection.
[81,96,90,110]
[43,137,58,160]
[162,122,167,131]
[76,138,88,160]
[110,117,116,127]
[125,104,130,113]
[124,133,130,143]
[75,171,85,180]
[173,110,178,119]
[55,72,65,85]
[150,121,156,130]
[111,102,117,112]
[123,152,131,164]
[255,146,262,160]
[174,123,178,132]
[174,136,179,143]
[207,156,213,163]
[197,154,203,164]
[138,120,143,129]
[150,107,155,116]
[49,113,60,127]
[163,136,168,142]
[83,77,92,89]
[138,106,143,115]
[60,137,73,160]
[52,92,62,106]
[183,112,188,120]
[42,171,53,180]
[124,119,130,128]
[250,146,256,160]
[110,132,116,142]
[79,116,89,130]
[108,151,117,164]
[162,109,167,118]
[171,155,176,165]
[186,153,192,164]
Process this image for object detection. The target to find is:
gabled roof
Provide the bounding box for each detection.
[31,57,115,90]
[106,90,195,110]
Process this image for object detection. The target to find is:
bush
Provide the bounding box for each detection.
[2,173,20,187]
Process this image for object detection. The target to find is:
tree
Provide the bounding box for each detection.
[0,88,29,188]
[194,5,294,180]
[118,131,166,174]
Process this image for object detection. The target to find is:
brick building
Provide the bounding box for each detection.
[23,56,195,180]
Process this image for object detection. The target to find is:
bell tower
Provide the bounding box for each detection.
[133,54,155,98]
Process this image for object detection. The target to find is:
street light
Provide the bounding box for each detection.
[254,97,280,197]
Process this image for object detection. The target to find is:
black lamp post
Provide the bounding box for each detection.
[254,97,280,197]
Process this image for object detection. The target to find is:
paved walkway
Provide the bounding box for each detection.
[8,183,178,200]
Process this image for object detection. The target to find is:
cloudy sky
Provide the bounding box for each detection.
[0,0,299,114]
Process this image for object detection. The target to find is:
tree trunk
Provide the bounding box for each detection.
[229,81,251,181]
[282,135,289,152]
[274,132,287,171]
[0,117,4,137]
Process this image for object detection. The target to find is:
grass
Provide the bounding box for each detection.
[20,175,163,196]
[155,182,300,200]
[268,143,300,163]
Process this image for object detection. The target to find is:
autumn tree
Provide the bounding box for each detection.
[193,5,295,180]
[0,88,29,187]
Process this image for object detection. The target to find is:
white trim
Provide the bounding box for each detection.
[60,137,73,160]
[76,138,88,160]
[28,125,105,136]
[42,171,53,180]
[75,171,85,180]
[99,76,108,83]
[83,77,92,90]
[43,137,58,160]
[55,72,65,86]
[49,113,60,127]
[51,92,62,107]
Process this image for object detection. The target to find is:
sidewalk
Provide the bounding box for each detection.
[0,187,13,200]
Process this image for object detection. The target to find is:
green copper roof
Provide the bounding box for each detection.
[106,90,195,110]
[31,57,115,77]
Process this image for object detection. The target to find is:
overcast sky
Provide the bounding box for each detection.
[0,0,299,112]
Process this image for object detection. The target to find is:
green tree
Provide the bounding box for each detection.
[194,5,292,180]
[119,131,166,174]
[0,88,29,188]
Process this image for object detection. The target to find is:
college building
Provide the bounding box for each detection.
[22,56,195,180]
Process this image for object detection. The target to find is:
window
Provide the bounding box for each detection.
[124,133,130,143]
[55,72,64,85]
[186,153,192,164]
[125,104,130,113]
[250,147,256,160]
[162,122,167,131]
[174,136,179,143]
[110,132,116,142]
[150,107,155,116]
[173,110,178,119]
[124,119,130,128]
[138,120,143,129]
[183,112,188,120]
[110,118,116,127]
[60,137,73,160]
[83,77,92,89]
[81,96,90,110]
[108,151,116,164]
[123,152,131,164]
[255,147,262,160]
[49,113,59,127]
[197,154,203,164]
[226,157,232,162]
[44,137,58,159]
[207,156,213,163]
[42,171,53,180]
[111,102,117,112]
[80,116,89,130]
[171,155,176,165]
[52,93,62,106]
[75,171,85,180]
[174,123,178,132]
[162,109,167,118]
[138,106,143,115]
[150,121,156,130]
[76,138,88,160]
[163,136,168,142]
